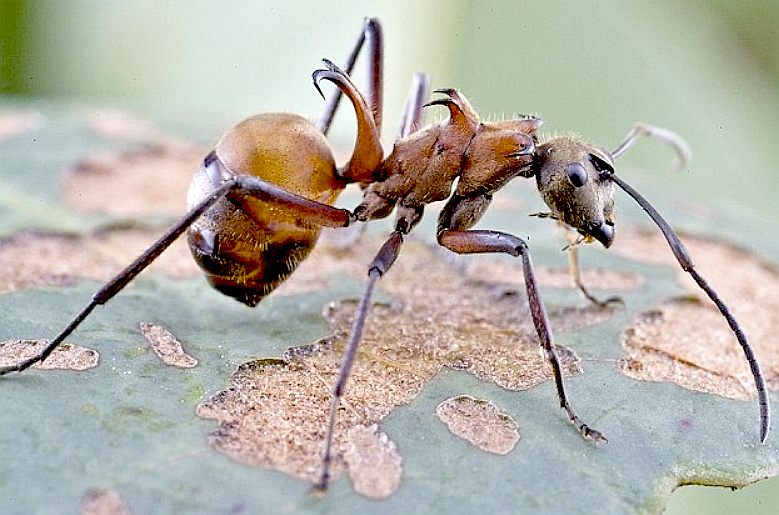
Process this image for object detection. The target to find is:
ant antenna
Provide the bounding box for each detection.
[608,126,770,443]
[611,122,691,172]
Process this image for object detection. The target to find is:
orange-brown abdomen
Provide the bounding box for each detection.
[187,113,345,306]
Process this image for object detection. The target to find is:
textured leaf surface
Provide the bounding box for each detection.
[0,103,778,514]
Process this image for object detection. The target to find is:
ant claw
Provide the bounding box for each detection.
[584,426,608,445]
[579,287,624,310]
[590,295,624,310]
[310,482,329,497]
[568,410,608,445]
[311,468,333,497]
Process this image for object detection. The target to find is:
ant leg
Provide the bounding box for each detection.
[0,180,237,375]
[1,174,356,376]
[227,175,354,229]
[317,18,383,135]
[563,227,622,308]
[204,139,356,227]
[315,230,405,492]
[313,60,383,184]
[397,72,431,138]
[611,122,691,172]
[610,173,770,443]
[438,227,607,444]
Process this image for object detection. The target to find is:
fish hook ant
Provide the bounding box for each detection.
[1,18,768,493]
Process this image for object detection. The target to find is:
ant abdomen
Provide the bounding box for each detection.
[186,113,346,306]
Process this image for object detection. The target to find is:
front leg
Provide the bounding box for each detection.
[437,193,605,443]
[562,225,623,308]
[438,228,606,443]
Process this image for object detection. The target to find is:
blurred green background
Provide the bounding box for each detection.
[1,1,778,513]
[3,0,779,222]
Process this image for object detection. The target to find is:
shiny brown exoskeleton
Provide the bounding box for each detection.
[186,114,347,306]
[3,18,768,494]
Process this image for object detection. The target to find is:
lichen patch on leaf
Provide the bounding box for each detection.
[61,142,207,216]
[197,238,612,496]
[79,488,131,515]
[139,322,198,368]
[0,228,363,295]
[0,340,98,371]
[620,300,759,400]
[0,110,45,140]
[436,395,520,455]
[0,229,199,294]
[615,228,779,399]
[343,424,403,499]
[0,226,359,298]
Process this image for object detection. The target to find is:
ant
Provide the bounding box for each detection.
[1,18,769,492]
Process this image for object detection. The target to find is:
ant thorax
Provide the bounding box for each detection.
[355,89,541,226]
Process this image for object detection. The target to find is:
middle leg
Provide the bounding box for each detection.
[438,226,607,444]
[315,203,424,491]
[397,72,431,138]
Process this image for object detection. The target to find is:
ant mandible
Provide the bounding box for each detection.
[1,18,768,492]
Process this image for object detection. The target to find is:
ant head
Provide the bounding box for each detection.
[535,135,616,247]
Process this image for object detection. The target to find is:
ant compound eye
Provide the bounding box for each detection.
[566,162,588,187]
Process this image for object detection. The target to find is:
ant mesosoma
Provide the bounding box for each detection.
[1,18,768,492]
